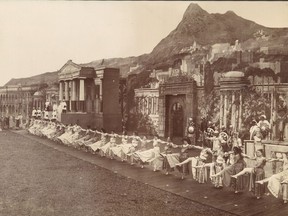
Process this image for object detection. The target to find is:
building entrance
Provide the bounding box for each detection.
[171,102,184,138]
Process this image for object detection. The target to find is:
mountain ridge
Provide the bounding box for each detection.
[4,3,288,87]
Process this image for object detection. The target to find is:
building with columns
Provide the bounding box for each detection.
[134,68,171,127]
[58,60,121,131]
[0,85,36,127]
[218,71,248,132]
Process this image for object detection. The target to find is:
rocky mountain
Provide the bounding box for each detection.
[147,3,288,64]
[5,3,288,86]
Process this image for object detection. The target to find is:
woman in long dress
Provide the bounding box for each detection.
[88,129,107,153]
[162,137,179,175]
[175,138,194,180]
[99,131,117,158]
[176,141,213,183]
[132,136,149,168]
[122,132,139,162]
[256,153,288,203]
[110,132,128,161]
[194,155,226,188]
[231,149,266,199]
[133,135,164,170]
[211,146,247,193]
[146,136,166,171]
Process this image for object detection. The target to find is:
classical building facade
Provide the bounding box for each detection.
[134,65,288,141]
[0,85,37,127]
[58,60,121,131]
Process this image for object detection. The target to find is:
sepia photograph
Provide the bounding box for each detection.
[0,1,288,215]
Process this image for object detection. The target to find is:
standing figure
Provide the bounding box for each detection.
[36,107,42,119]
[257,115,271,140]
[187,117,196,145]
[162,137,179,175]
[256,154,288,204]
[211,146,247,194]
[276,95,287,141]
[32,107,37,119]
[175,138,192,179]
[249,120,258,140]
[61,100,67,113]
[231,149,266,199]
[194,155,225,188]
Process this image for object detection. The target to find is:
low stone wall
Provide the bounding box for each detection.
[244,140,288,177]
[61,112,121,132]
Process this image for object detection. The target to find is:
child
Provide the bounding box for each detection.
[211,147,247,194]
[194,155,225,188]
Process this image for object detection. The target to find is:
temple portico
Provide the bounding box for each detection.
[58,60,121,131]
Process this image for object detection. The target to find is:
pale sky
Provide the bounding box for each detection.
[0,1,287,86]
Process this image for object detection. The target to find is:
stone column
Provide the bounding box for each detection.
[59,82,63,101]
[147,97,150,115]
[231,91,236,131]
[79,79,85,101]
[223,92,228,128]
[271,89,276,140]
[99,80,103,112]
[64,81,69,101]
[151,97,154,114]
[238,92,242,131]
[158,95,165,137]
[220,93,223,129]
[72,80,76,101]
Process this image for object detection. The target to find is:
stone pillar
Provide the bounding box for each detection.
[231,91,236,131]
[271,90,276,140]
[151,97,154,114]
[223,92,228,128]
[147,97,150,115]
[59,82,63,101]
[99,80,103,112]
[79,79,85,101]
[156,97,158,113]
[72,80,76,101]
[238,92,242,131]
[64,81,69,101]
[220,93,223,129]
[158,95,165,137]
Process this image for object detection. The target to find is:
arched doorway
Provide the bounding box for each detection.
[171,102,184,138]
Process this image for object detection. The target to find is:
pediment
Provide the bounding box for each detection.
[59,60,82,80]
[59,61,81,75]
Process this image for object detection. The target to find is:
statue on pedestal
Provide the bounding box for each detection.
[186,117,195,144]
[276,95,287,141]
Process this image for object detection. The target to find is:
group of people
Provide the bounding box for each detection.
[31,105,58,121]
[27,118,288,204]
